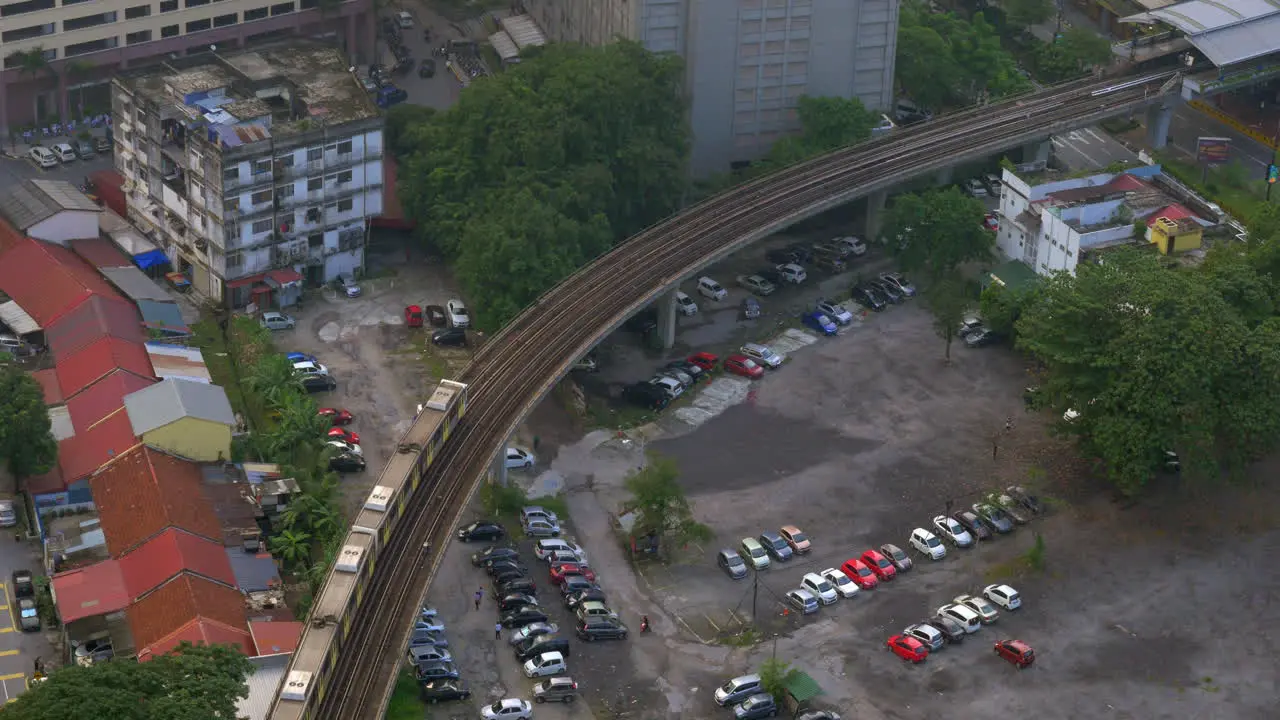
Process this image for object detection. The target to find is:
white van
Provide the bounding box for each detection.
[28,146,58,168]
[51,143,77,162]
[696,276,726,300]
[535,538,586,563]
[674,291,698,316]
[522,650,567,678]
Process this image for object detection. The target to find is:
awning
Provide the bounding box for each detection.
[265,268,303,287]
[0,300,41,334]
[226,273,266,290]
[134,249,169,270]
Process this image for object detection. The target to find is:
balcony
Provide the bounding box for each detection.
[286,148,384,181]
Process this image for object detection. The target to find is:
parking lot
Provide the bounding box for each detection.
[0,530,57,705]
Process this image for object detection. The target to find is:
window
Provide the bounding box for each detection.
[125,4,149,18]
[276,154,293,167]
[252,219,273,234]
[126,29,151,44]
[334,170,352,184]
[65,36,118,56]
[337,198,353,213]
[186,18,210,32]
[186,0,209,6]
[223,167,238,183]
[300,0,316,8]
[214,12,235,26]
[251,189,272,204]
[336,140,352,154]
[2,23,55,43]
[161,23,178,37]
[306,147,322,162]
[64,11,117,32]
[307,233,322,247]
[223,199,239,212]
[160,0,177,10]
[252,159,270,175]
[1,0,56,19]
[278,184,294,198]
[2,46,55,68]
[244,6,267,20]
[62,0,93,4]
[226,253,242,268]
[270,1,292,14]
[306,178,322,192]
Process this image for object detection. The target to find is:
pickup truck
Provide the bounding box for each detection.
[775,263,807,284]
[736,275,776,296]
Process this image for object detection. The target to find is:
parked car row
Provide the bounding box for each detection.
[957,313,1001,348]
[851,272,916,312]
[907,487,1045,562]
[715,671,842,719]
[887,583,1031,670]
[28,138,105,168]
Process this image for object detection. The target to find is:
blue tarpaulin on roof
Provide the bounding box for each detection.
[134,249,169,270]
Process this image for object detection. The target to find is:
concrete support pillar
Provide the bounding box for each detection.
[1021,138,1050,167]
[863,190,887,241]
[345,13,359,65]
[491,448,508,487]
[934,166,953,185]
[1,77,10,140]
[1146,101,1174,149]
[656,290,678,350]
[56,67,69,124]
[363,13,377,66]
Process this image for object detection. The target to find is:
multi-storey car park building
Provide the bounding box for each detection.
[522,0,898,177]
[111,41,384,302]
[0,0,374,136]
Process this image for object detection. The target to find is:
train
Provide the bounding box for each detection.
[267,379,468,720]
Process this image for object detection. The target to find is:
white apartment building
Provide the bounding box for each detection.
[0,0,374,136]
[522,0,898,177]
[996,166,1172,276]
[112,41,384,304]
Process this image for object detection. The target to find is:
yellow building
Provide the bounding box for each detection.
[1149,215,1203,255]
[123,379,235,462]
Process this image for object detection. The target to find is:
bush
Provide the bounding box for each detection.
[480,482,529,516]
[1024,533,1047,572]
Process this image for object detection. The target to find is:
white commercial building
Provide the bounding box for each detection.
[522,0,899,177]
[111,42,384,304]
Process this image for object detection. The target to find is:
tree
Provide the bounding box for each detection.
[923,274,973,362]
[1057,26,1113,69]
[398,40,690,329]
[897,2,1032,106]
[624,454,711,551]
[384,104,436,156]
[1004,0,1055,28]
[0,361,58,478]
[245,354,303,408]
[758,657,800,704]
[269,528,313,570]
[895,24,959,110]
[979,281,1034,339]
[5,642,252,720]
[759,96,878,170]
[881,187,994,281]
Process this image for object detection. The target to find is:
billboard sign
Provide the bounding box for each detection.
[1196,136,1231,166]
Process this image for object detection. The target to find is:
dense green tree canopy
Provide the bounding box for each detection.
[7,642,252,719]
[1003,0,1055,29]
[881,187,994,280]
[897,1,1032,108]
[0,359,57,478]
[398,41,690,328]
[759,95,879,169]
[1016,248,1280,493]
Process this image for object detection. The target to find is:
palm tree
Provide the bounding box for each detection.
[8,48,55,123]
[246,355,304,408]
[268,528,313,571]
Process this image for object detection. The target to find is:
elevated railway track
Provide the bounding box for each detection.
[269,68,1182,720]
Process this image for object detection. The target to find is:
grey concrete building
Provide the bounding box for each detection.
[523,0,899,177]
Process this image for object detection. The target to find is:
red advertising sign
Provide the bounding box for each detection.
[1196,136,1231,166]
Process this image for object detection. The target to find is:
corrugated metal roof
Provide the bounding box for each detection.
[99,210,160,256]
[500,14,547,49]
[237,652,291,719]
[47,295,146,359]
[67,369,156,433]
[145,342,211,383]
[0,179,100,230]
[490,31,520,61]
[57,409,139,483]
[69,237,133,268]
[137,300,189,335]
[32,368,62,404]
[0,300,40,334]
[55,336,155,398]
[124,378,235,435]
[48,405,75,441]
[89,445,220,556]
[119,528,238,599]
[100,267,171,302]
[1126,0,1280,66]
[227,548,283,592]
[50,560,131,623]
[0,234,122,326]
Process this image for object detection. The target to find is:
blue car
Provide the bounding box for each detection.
[286,352,317,363]
[802,312,837,336]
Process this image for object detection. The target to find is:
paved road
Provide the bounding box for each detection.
[1168,104,1275,180]
[378,4,467,111]
[0,537,56,705]
[0,147,115,191]
[1051,126,1138,172]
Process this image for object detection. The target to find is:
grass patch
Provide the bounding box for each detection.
[384,668,426,720]
[719,626,763,647]
[480,45,503,75]
[1156,153,1271,223]
[983,532,1048,582]
[191,319,244,414]
[583,396,659,431]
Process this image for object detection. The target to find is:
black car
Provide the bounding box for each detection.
[491,567,527,585]
[741,297,761,320]
[501,607,549,628]
[577,618,628,641]
[11,570,35,599]
[420,680,470,703]
[871,280,903,304]
[927,615,966,644]
[471,546,520,567]
[457,521,505,542]
[302,375,338,393]
[74,139,95,160]
[785,243,813,263]
[1006,486,1043,515]
[964,328,1000,348]
[563,587,607,609]
[558,574,594,596]
[757,267,786,286]
[497,593,540,613]
[515,635,571,661]
[497,577,538,597]
[850,286,885,311]
[419,58,436,78]
[664,360,705,383]
[486,559,527,577]
[432,327,466,347]
[425,304,448,327]
[623,308,658,334]
[329,453,366,473]
[952,511,992,541]
[766,248,800,265]
[414,661,460,681]
[623,382,669,411]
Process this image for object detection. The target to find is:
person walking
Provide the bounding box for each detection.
[495,622,503,639]
[640,615,650,633]
[474,587,483,610]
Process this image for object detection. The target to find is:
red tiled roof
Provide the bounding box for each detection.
[31,368,63,405]
[51,560,130,623]
[55,336,155,398]
[56,410,138,484]
[0,216,24,255]
[66,370,155,433]
[69,236,133,268]
[89,445,220,557]
[248,620,303,656]
[1147,204,1196,226]
[128,575,252,661]
[118,528,236,600]
[0,232,121,325]
[47,295,147,358]
[1107,173,1149,192]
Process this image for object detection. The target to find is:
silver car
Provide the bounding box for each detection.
[740,343,783,369]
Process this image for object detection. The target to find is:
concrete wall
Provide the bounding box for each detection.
[143,416,230,462]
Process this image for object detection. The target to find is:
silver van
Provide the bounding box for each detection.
[408,627,448,648]
[406,644,452,666]
[714,673,762,706]
[533,676,579,704]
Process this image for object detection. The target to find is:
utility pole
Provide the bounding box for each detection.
[751,574,759,621]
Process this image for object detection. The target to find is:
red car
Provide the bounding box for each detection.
[317,408,353,426]
[723,354,764,379]
[886,634,928,663]
[840,558,878,590]
[994,639,1035,669]
[327,427,361,444]
[860,549,896,581]
[549,562,596,583]
[687,352,719,372]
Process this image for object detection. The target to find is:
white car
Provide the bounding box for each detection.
[446,299,470,328]
[523,650,567,677]
[535,539,586,563]
[815,300,854,325]
[909,528,946,560]
[505,447,536,469]
[903,623,944,651]
[28,146,58,168]
[820,567,859,598]
[481,698,532,720]
[293,360,330,377]
[983,584,1022,611]
[800,572,839,605]
[675,291,699,316]
[740,343,783,369]
[260,311,296,330]
[931,515,973,548]
[879,273,916,297]
[395,10,414,28]
[327,439,362,456]
[697,276,727,300]
[51,142,77,162]
[954,594,999,624]
[520,506,557,525]
[785,588,819,614]
[963,178,989,198]
[936,603,982,633]
[835,236,868,256]
[648,375,684,399]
